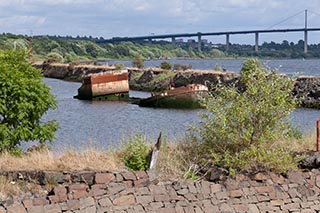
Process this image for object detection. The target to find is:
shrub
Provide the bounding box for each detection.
[132,55,144,68]
[213,64,222,71]
[0,50,58,154]
[115,63,125,70]
[160,61,172,70]
[194,58,299,174]
[121,134,149,171]
[46,52,64,63]
[173,64,192,71]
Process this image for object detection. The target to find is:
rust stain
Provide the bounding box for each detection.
[77,70,129,99]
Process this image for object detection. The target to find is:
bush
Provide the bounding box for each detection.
[0,50,58,154]
[173,64,192,71]
[132,55,144,68]
[121,134,149,171]
[115,63,125,70]
[213,64,222,71]
[46,52,64,63]
[194,58,299,174]
[160,61,172,70]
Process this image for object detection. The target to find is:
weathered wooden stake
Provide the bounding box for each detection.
[317,120,320,152]
[148,132,162,180]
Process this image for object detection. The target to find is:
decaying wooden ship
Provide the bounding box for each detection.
[74,70,129,100]
[74,70,208,108]
[138,84,208,108]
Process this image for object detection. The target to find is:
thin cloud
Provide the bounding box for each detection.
[0,15,46,27]
[0,0,319,44]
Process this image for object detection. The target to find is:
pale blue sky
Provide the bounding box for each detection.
[1,0,320,44]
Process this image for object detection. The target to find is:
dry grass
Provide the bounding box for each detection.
[0,175,48,200]
[0,148,125,200]
[0,132,315,174]
[157,137,209,181]
[0,176,20,200]
[0,149,125,172]
[276,131,317,153]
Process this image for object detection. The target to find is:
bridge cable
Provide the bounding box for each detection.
[308,10,320,18]
[266,10,305,29]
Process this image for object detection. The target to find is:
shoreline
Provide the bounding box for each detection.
[37,62,320,110]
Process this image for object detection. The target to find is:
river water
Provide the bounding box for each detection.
[43,59,320,152]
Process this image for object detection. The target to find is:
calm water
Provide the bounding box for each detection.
[105,58,320,76]
[43,59,320,152]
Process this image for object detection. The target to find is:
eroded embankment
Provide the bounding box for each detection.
[1,169,320,212]
[36,63,320,109]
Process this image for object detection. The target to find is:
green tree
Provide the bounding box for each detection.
[0,50,58,154]
[196,58,298,174]
[132,54,144,68]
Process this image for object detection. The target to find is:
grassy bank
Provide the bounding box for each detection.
[0,131,316,200]
[0,131,316,174]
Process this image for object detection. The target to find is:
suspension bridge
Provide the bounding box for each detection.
[97,10,320,53]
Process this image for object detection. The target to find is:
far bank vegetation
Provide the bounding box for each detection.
[0,33,318,63]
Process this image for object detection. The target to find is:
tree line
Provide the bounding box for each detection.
[0,33,318,62]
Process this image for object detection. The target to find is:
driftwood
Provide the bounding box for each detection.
[148,132,162,180]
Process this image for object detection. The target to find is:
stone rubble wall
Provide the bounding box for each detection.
[1,169,320,212]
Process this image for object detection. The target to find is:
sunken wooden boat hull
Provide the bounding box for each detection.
[139,84,208,109]
[75,70,129,100]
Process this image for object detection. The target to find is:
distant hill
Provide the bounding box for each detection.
[0,33,318,62]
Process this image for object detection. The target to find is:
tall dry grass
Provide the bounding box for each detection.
[0,149,124,172]
[277,131,316,153]
[156,136,210,181]
[0,132,316,174]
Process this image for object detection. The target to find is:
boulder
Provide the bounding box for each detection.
[300,152,320,169]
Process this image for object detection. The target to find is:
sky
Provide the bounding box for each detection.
[1,0,320,44]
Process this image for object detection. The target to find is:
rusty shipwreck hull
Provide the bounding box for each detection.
[75,70,129,100]
[138,84,208,108]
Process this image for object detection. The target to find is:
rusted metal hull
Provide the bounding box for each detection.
[139,84,208,108]
[75,70,129,100]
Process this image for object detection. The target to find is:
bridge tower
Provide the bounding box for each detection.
[197,32,202,51]
[304,9,308,54]
[226,34,230,52]
[171,37,176,45]
[255,32,259,52]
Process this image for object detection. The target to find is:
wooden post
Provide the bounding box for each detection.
[148,132,162,180]
[317,120,320,151]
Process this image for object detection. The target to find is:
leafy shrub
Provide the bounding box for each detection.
[160,61,172,70]
[132,55,144,68]
[121,134,149,171]
[194,58,299,174]
[115,63,125,70]
[0,50,58,154]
